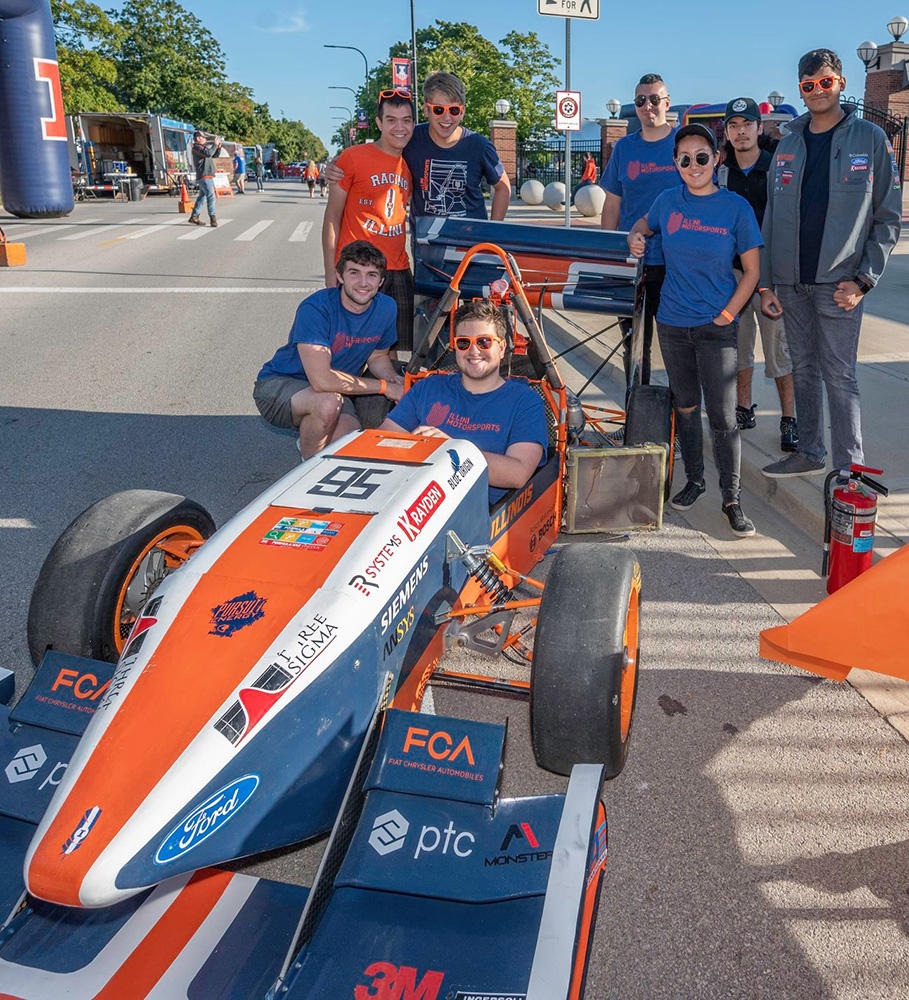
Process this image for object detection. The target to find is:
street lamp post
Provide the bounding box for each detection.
[857,40,880,70]
[329,86,357,101]
[767,91,784,110]
[324,44,370,107]
[331,116,349,148]
[606,98,621,118]
[410,0,420,123]
[494,98,511,117]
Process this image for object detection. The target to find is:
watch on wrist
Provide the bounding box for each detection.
[854,276,872,296]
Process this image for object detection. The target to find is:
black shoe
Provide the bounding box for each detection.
[671,480,706,510]
[780,417,798,453]
[187,215,204,226]
[723,502,756,537]
[736,404,757,430]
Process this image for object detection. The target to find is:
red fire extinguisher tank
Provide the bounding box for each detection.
[823,465,889,595]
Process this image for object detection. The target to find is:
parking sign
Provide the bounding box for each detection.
[556,91,581,131]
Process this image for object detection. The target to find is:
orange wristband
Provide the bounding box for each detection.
[721,309,735,323]
[378,379,387,395]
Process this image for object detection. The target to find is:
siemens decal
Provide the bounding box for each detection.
[381,556,430,633]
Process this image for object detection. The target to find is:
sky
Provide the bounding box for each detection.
[179,0,904,148]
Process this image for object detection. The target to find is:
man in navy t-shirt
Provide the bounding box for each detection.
[254,241,405,458]
[381,299,548,503]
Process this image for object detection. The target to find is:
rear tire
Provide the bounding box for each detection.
[27,491,215,666]
[624,384,674,503]
[530,545,641,778]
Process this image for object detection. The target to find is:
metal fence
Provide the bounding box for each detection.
[844,96,908,185]
[516,138,601,190]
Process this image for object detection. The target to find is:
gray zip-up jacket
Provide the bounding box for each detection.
[760,106,902,288]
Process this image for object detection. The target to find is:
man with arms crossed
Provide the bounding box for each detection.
[254,241,405,458]
[381,299,548,503]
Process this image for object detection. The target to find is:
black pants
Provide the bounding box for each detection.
[620,264,665,387]
[657,320,740,504]
[384,267,415,352]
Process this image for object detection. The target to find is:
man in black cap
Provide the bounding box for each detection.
[189,130,222,228]
[719,98,797,454]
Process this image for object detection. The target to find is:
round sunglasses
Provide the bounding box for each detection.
[799,75,843,95]
[453,334,502,352]
[676,150,713,168]
[429,103,464,118]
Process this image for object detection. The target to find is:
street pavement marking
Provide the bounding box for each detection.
[234,220,274,241]
[58,217,146,241]
[117,216,188,241]
[177,219,234,240]
[0,286,318,293]
[288,221,313,242]
[2,219,104,240]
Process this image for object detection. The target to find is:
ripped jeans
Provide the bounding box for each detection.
[657,320,741,504]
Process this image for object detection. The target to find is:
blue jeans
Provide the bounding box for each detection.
[658,320,740,504]
[776,283,863,472]
[256,174,265,191]
[193,177,216,217]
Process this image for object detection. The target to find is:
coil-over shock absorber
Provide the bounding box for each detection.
[449,532,512,604]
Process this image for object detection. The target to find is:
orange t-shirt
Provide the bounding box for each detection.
[336,143,411,271]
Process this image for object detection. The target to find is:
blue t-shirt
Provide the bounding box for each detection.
[233,155,245,175]
[601,127,682,265]
[646,186,764,327]
[388,374,549,503]
[257,287,397,380]
[404,124,504,219]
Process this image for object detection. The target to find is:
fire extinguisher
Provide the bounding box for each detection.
[822,464,888,595]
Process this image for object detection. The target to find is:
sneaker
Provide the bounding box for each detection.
[780,417,799,453]
[187,215,204,226]
[761,453,826,478]
[736,404,757,430]
[723,502,756,537]
[671,479,706,510]
[210,216,218,228]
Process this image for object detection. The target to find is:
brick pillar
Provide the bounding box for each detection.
[600,118,628,171]
[862,41,909,109]
[488,119,517,190]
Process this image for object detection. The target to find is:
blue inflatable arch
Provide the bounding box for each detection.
[0,0,74,217]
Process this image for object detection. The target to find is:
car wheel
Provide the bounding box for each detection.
[624,384,674,503]
[27,491,215,666]
[530,545,641,778]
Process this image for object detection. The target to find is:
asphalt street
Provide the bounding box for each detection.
[2,184,908,999]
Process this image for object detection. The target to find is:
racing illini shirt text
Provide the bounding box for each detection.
[389,374,549,503]
[257,287,397,380]
[601,127,682,265]
[336,144,412,271]
[404,124,504,219]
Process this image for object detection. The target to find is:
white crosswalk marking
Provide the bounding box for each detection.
[2,219,104,240]
[288,221,313,243]
[177,219,233,241]
[234,220,274,242]
[58,217,146,241]
[121,216,187,240]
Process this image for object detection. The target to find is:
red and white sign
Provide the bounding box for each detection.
[33,59,66,141]
[556,91,581,132]
[391,58,412,90]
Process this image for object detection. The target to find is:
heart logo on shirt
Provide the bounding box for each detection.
[667,211,684,235]
[626,160,641,181]
[426,402,450,427]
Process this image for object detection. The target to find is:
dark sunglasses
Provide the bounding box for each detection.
[634,94,667,107]
[676,151,713,168]
[379,89,412,101]
[454,334,501,351]
[429,104,464,117]
[799,75,841,94]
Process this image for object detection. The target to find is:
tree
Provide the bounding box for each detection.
[51,0,123,113]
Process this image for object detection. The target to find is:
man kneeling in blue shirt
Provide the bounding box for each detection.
[381,299,549,503]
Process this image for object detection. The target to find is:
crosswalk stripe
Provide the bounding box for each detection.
[120,216,188,240]
[58,217,146,241]
[288,221,313,242]
[2,219,104,240]
[177,219,234,241]
[234,220,274,242]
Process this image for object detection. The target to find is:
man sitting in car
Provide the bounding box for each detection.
[381,299,549,502]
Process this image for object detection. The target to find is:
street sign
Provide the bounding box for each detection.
[555,90,581,131]
[537,0,599,20]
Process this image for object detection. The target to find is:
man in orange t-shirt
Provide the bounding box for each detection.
[322,90,415,349]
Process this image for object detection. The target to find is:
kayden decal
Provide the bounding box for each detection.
[397,482,444,542]
[209,591,267,637]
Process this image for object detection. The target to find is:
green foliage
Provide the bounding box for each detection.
[51,0,123,113]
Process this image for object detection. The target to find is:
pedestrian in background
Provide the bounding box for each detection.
[760,49,902,480]
[718,97,797,453]
[628,123,763,538]
[188,130,222,228]
[253,156,265,193]
[318,162,327,197]
[305,160,318,198]
[233,148,246,194]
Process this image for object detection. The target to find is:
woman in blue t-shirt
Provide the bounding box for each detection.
[627,123,763,538]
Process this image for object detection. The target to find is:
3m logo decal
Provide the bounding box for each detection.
[209,591,267,637]
[5,745,47,784]
[403,726,475,764]
[355,962,445,1000]
[61,806,101,856]
[499,822,538,852]
[368,809,409,856]
[33,59,66,141]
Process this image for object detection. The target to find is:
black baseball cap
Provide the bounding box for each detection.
[674,122,717,151]
[723,97,761,122]
[193,130,206,138]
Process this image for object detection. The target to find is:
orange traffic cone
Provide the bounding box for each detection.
[760,543,909,682]
[178,181,193,214]
[0,226,26,267]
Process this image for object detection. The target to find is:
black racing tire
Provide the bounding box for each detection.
[27,490,215,666]
[530,545,641,779]
[624,384,675,504]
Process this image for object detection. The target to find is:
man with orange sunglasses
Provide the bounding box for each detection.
[759,48,902,480]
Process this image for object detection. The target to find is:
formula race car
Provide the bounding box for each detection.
[0,236,655,998]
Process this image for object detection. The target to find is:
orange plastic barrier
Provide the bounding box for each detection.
[0,226,26,266]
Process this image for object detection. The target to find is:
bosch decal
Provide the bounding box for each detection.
[261,517,342,549]
[383,606,415,660]
[368,809,410,856]
[380,556,430,632]
[354,963,444,1000]
[154,775,260,865]
[61,806,102,856]
[397,482,445,541]
[209,591,267,637]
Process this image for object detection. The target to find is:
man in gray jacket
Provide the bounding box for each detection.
[759,48,901,478]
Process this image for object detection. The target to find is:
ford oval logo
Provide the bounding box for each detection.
[154,774,259,866]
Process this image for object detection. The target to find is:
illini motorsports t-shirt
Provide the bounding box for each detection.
[257,287,398,380]
[388,374,549,503]
[404,123,504,219]
[601,127,681,264]
[646,187,763,327]
[335,144,411,271]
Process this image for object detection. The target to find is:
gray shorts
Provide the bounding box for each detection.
[734,270,793,379]
[253,375,357,430]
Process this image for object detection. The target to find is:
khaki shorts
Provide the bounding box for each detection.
[734,270,793,379]
[253,375,357,430]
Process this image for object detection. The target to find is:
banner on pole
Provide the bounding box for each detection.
[391,58,412,89]
[349,127,356,141]
[356,108,368,130]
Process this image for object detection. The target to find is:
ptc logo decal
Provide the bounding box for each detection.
[61,806,101,856]
[5,745,47,784]
[368,809,409,856]
[209,591,267,637]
